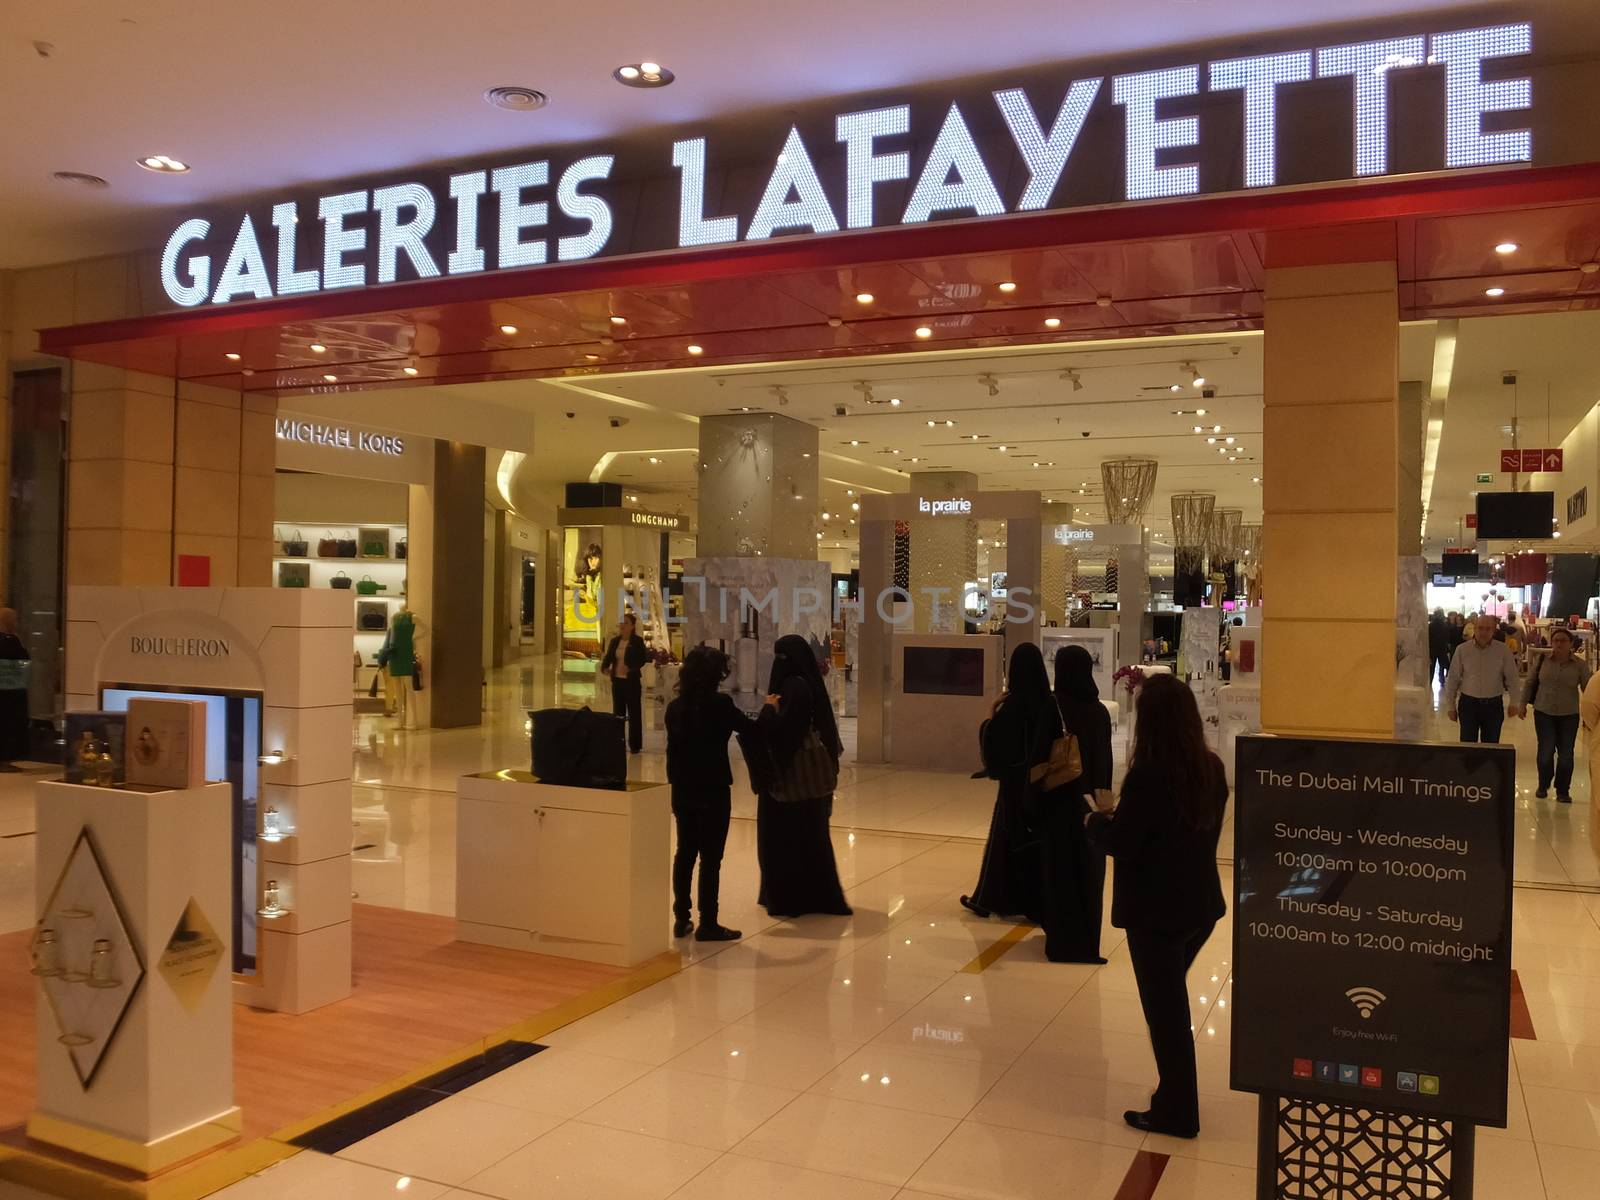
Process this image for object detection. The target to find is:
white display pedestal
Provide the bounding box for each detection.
[30,781,239,1175]
[1217,683,1264,782]
[456,771,671,967]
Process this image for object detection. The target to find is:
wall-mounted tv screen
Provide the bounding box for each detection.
[1442,552,1480,577]
[902,646,986,696]
[1476,491,1555,540]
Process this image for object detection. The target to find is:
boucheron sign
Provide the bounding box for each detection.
[160,23,1533,309]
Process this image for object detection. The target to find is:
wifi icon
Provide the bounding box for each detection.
[1346,986,1388,1019]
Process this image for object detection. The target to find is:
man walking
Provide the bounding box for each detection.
[1444,615,1523,743]
[1428,608,1452,687]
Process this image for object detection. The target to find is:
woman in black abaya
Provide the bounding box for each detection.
[960,642,1060,923]
[756,635,852,918]
[1042,644,1112,963]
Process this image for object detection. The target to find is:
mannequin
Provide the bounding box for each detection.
[379,606,417,726]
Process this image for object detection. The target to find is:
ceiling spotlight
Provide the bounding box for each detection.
[1196,408,1207,416]
[628,494,639,502]
[224,352,241,362]
[403,366,419,376]
[914,326,932,338]
[137,154,189,173]
[927,420,937,427]
[1207,437,1217,444]
[822,512,831,520]
[309,343,327,353]
[855,292,874,305]
[1252,476,1261,484]
[1225,435,1235,444]
[998,281,1017,293]
[850,439,862,446]
[322,373,337,383]
[583,353,601,361]
[686,344,703,355]
[1494,241,1519,255]
[609,315,627,326]
[500,324,518,334]
[1192,374,1207,388]
[614,62,674,87]
[944,419,955,427]
[1194,425,1204,434]
[1062,369,1083,392]
[646,456,661,464]
[1169,384,1183,393]
[1043,317,1062,329]
[1212,425,1221,433]
[997,444,1008,452]
[889,397,901,406]
[851,502,860,511]
[1485,286,1506,297]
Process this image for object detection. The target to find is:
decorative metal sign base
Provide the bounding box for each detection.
[1258,1093,1475,1200]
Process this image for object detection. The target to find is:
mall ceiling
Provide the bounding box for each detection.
[2,0,1525,268]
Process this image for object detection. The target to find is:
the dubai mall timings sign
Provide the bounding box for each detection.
[1231,736,1513,1127]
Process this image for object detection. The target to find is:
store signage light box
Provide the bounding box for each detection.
[160,22,1534,309]
[918,497,973,516]
[275,418,405,457]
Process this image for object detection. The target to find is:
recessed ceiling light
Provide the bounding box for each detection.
[855,292,874,305]
[1225,436,1235,444]
[137,154,189,173]
[1207,437,1217,444]
[483,86,549,112]
[403,366,418,376]
[1193,425,1203,434]
[1485,287,1505,297]
[1043,317,1062,328]
[583,353,601,361]
[224,352,241,361]
[500,324,518,334]
[52,170,108,188]
[609,315,627,326]
[850,439,861,446]
[309,343,327,353]
[647,456,661,464]
[997,444,1008,452]
[914,326,932,338]
[686,344,704,355]
[1196,408,1207,416]
[614,62,674,87]
[997,281,1017,293]
[322,373,337,383]
[1494,241,1519,255]
[889,397,901,406]
[1212,425,1221,433]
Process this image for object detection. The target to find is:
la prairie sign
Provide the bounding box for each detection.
[160,23,1533,309]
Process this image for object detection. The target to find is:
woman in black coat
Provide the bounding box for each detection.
[665,646,756,942]
[599,613,649,753]
[755,635,851,919]
[1040,644,1111,963]
[961,641,1060,923]
[1087,674,1228,1138]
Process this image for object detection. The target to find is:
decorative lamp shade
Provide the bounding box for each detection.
[1505,553,1548,587]
[1101,458,1158,524]
[1171,493,1216,573]
[1209,508,1243,564]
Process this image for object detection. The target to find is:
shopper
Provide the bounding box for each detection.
[1428,609,1453,686]
[600,613,648,754]
[0,609,29,770]
[960,642,1058,923]
[755,634,851,919]
[1444,614,1522,742]
[1523,627,1590,803]
[1087,674,1228,1139]
[665,646,755,940]
[1042,644,1111,963]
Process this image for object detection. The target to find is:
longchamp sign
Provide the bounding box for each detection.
[160,22,1534,309]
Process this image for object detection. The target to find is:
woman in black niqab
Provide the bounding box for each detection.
[1040,644,1111,963]
[754,634,852,918]
[961,641,1061,923]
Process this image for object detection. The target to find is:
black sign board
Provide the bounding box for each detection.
[1230,736,1513,1126]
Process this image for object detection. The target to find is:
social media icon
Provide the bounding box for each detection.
[1419,1075,1440,1096]
[1339,1064,1359,1086]
[1315,1062,1337,1084]
[1293,1059,1313,1080]
[1361,1067,1383,1089]
[1397,1072,1418,1093]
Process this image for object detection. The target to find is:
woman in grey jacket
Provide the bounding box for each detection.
[1523,626,1591,803]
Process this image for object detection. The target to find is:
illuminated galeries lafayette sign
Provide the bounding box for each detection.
[161,23,1533,308]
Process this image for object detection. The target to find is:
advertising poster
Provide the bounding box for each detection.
[1231,736,1514,1126]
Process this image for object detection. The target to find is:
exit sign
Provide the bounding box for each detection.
[1476,473,1494,484]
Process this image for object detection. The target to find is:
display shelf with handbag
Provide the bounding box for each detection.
[355,575,387,596]
[277,562,310,588]
[316,536,339,557]
[356,601,388,631]
[279,528,308,557]
[359,527,391,559]
[336,531,358,557]
[330,571,353,590]
[395,539,407,560]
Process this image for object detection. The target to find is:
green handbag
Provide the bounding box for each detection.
[355,576,387,596]
[362,539,387,558]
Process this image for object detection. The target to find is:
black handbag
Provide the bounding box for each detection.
[281,529,308,557]
[770,729,839,803]
[529,706,626,789]
[336,534,358,557]
[357,601,387,631]
[395,539,407,560]
[330,571,352,590]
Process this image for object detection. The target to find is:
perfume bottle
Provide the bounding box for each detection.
[260,880,282,916]
[262,807,281,838]
[31,928,62,977]
[87,938,119,988]
[94,749,116,788]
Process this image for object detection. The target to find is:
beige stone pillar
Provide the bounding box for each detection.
[1261,228,1399,738]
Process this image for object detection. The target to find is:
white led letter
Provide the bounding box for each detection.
[1112,66,1201,200]
[271,202,319,295]
[372,183,440,283]
[995,80,1102,210]
[672,139,738,247]
[160,218,211,308]
[1208,51,1313,188]
[1431,23,1533,169]
[1316,37,1426,177]
[903,104,1005,223]
[836,106,909,229]
[492,162,550,268]
[556,155,615,261]
[447,171,487,274]
[211,213,274,304]
[746,127,840,240]
[318,190,369,290]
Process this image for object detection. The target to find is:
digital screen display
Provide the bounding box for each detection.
[1441,552,1479,577]
[1475,491,1554,540]
[902,646,987,696]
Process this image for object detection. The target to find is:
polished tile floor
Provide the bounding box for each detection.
[5,658,1600,1199]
